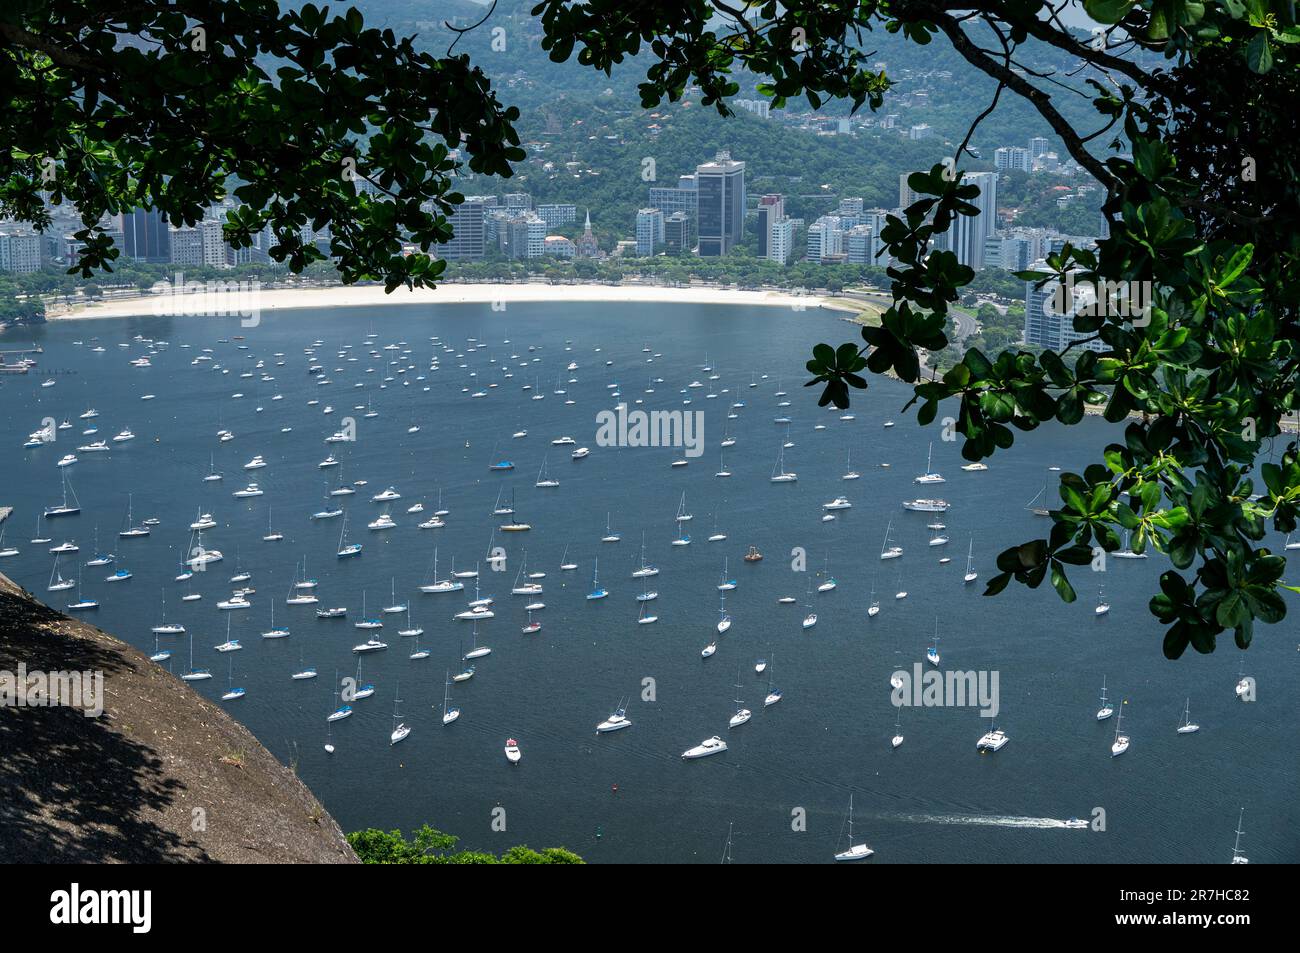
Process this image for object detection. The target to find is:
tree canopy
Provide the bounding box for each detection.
[3,0,1298,657]
[347,824,584,864]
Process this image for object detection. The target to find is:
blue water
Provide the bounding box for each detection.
[2,301,1296,864]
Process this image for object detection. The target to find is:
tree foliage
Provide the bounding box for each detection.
[347,824,584,864]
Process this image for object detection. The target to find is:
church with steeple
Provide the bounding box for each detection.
[576,209,601,258]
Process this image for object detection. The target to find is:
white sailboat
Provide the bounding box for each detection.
[770,444,797,483]
[1176,697,1200,734]
[915,441,944,483]
[880,519,902,560]
[1111,700,1130,756]
[963,536,978,584]
[891,707,904,748]
[440,670,461,725]
[1096,676,1114,720]
[1230,808,1249,864]
[833,795,874,861]
[390,684,411,745]
[728,666,751,727]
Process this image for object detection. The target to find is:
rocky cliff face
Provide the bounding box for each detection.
[0,570,356,863]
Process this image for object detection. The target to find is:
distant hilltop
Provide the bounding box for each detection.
[0,565,356,864]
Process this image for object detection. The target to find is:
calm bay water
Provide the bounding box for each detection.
[2,300,1296,864]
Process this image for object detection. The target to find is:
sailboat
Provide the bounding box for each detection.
[926,625,941,666]
[1176,697,1200,734]
[891,707,904,748]
[221,654,246,700]
[336,511,362,558]
[1025,469,1052,517]
[45,470,81,518]
[180,631,211,681]
[914,441,944,483]
[260,597,290,638]
[390,684,411,745]
[586,557,608,600]
[149,633,171,663]
[880,519,902,560]
[717,557,736,591]
[1235,659,1252,700]
[763,656,782,707]
[65,564,98,612]
[728,666,751,727]
[204,453,222,483]
[816,555,837,592]
[601,512,621,543]
[1111,700,1130,756]
[499,489,531,532]
[47,554,75,592]
[118,494,151,538]
[842,449,860,481]
[86,527,113,566]
[1113,529,1148,558]
[867,573,881,618]
[559,543,578,572]
[0,523,17,558]
[833,795,874,861]
[1096,677,1114,720]
[382,577,407,614]
[717,591,732,633]
[262,506,283,542]
[1095,586,1111,616]
[631,533,658,577]
[463,621,491,660]
[327,671,353,723]
[535,456,559,488]
[801,578,817,629]
[963,537,978,584]
[440,670,461,724]
[770,444,797,482]
[419,548,463,593]
[1230,808,1249,864]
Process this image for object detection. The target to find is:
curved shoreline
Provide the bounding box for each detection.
[48,282,847,321]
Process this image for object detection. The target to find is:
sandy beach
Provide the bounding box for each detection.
[50,281,844,321]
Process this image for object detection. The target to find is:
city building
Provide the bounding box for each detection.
[948,171,998,270]
[755,194,785,259]
[441,199,487,260]
[664,212,690,255]
[845,225,877,264]
[170,220,230,269]
[0,228,42,274]
[535,204,577,228]
[768,218,795,265]
[696,151,746,256]
[1023,259,1107,353]
[543,236,576,258]
[994,146,1032,172]
[119,208,171,263]
[635,208,665,257]
[807,216,843,262]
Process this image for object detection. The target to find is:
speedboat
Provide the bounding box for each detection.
[504,738,522,764]
[596,708,631,733]
[681,736,727,759]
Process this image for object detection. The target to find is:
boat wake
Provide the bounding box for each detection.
[892,813,1085,830]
